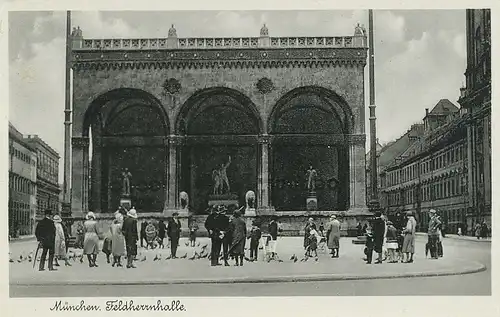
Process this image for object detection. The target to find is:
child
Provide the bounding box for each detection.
[306,227,321,258]
[364,230,374,264]
[385,221,399,263]
[248,221,262,261]
[188,217,199,247]
[102,236,112,264]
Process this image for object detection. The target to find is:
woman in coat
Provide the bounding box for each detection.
[53,215,72,267]
[83,211,100,267]
[229,210,247,266]
[110,213,126,267]
[303,218,316,250]
[326,215,341,258]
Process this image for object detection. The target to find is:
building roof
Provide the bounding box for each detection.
[9,122,37,152]
[426,99,459,117]
[24,134,60,159]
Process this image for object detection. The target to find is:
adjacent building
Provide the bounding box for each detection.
[25,135,61,218]
[379,100,469,234]
[8,123,37,237]
[458,9,491,229]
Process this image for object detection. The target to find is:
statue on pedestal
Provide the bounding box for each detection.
[306,165,318,193]
[212,156,232,195]
[179,191,189,212]
[121,168,132,197]
[245,190,256,213]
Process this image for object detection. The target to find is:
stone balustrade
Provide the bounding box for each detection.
[75,35,366,51]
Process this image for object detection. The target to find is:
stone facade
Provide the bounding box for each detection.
[8,123,37,237]
[67,25,370,225]
[458,9,491,230]
[380,100,470,235]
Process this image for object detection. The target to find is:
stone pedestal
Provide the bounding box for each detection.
[306,192,318,211]
[208,194,239,209]
[245,208,256,216]
[120,196,132,210]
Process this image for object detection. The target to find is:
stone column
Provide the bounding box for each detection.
[90,138,102,213]
[71,137,89,217]
[482,116,491,213]
[165,135,181,216]
[258,135,271,212]
[348,135,367,210]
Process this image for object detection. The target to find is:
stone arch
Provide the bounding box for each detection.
[268,86,352,211]
[81,88,170,213]
[268,86,354,135]
[175,87,263,135]
[83,88,170,137]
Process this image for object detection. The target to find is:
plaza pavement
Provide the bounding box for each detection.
[9,235,486,286]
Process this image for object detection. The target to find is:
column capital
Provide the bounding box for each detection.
[347,134,366,145]
[167,135,185,146]
[258,134,271,145]
[71,136,90,149]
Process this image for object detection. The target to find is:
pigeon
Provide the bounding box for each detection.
[293,256,298,263]
[153,254,160,261]
[201,243,208,250]
[185,241,190,247]
[207,254,212,260]
[28,252,33,262]
[188,252,197,260]
[165,254,172,260]
[140,255,147,262]
[290,254,296,261]
[315,257,319,262]
[180,253,188,259]
[196,242,200,247]
[79,254,84,263]
[200,253,208,259]
[277,259,284,263]
[17,255,24,263]
[9,257,14,263]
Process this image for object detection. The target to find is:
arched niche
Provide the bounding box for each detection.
[82,88,170,213]
[268,86,352,211]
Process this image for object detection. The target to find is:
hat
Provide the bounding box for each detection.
[429,209,437,214]
[53,215,62,223]
[406,210,414,216]
[44,209,52,216]
[115,213,123,222]
[330,215,337,219]
[374,211,382,217]
[127,209,138,219]
[308,217,314,222]
[86,212,95,220]
[172,212,179,217]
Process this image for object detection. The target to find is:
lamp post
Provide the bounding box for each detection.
[62,11,72,216]
[368,9,381,212]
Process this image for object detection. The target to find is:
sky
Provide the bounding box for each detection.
[8,10,467,184]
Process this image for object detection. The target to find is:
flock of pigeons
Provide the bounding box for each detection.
[9,240,320,266]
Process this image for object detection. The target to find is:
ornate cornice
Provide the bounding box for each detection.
[72,48,367,71]
[72,137,90,149]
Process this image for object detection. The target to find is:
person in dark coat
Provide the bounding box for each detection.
[268,215,281,260]
[188,216,199,247]
[303,218,316,250]
[158,219,166,249]
[167,212,182,258]
[228,210,247,266]
[122,209,138,268]
[140,221,147,248]
[248,220,262,261]
[218,206,231,266]
[35,209,57,271]
[205,206,221,266]
[61,221,70,253]
[371,212,386,264]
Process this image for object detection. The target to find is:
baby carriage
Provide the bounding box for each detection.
[145,223,158,249]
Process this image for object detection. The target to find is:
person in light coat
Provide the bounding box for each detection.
[402,210,417,263]
[83,212,100,267]
[326,215,341,258]
[110,212,126,267]
[53,215,72,267]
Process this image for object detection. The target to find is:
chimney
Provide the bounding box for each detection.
[425,108,429,116]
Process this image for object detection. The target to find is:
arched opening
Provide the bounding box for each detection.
[269,86,352,211]
[83,88,170,213]
[176,87,262,213]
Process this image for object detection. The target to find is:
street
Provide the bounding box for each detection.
[10,237,490,297]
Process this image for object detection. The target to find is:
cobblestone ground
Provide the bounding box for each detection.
[9,236,486,286]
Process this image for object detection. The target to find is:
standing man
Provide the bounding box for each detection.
[205,206,221,266]
[371,211,386,264]
[122,208,138,268]
[167,212,182,258]
[158,219,166,249]
[401,210,417,263]
[326,215,341,258]
[218,206,231,266]
[35,209,57,271]
[268,215,280,260]
[427,209,441,259]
